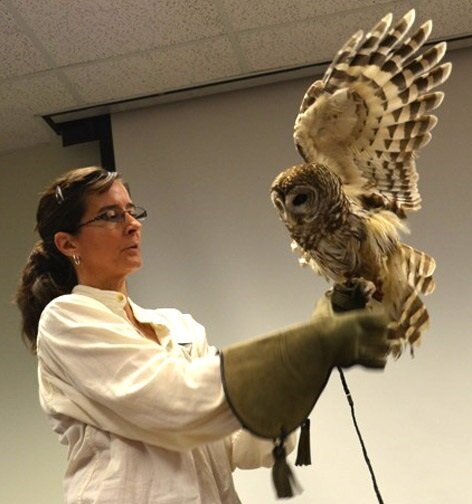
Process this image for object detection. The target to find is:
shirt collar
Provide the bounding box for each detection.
[72,284,173,345]
[73,284,128,314]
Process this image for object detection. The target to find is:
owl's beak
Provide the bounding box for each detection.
[271,191,301,226]
[285,213,299,226]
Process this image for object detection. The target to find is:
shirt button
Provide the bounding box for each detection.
[117,294,125,302]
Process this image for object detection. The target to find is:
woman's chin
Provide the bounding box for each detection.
[128,258,143,272]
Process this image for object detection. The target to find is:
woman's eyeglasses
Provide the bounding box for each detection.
[77,206,147,229]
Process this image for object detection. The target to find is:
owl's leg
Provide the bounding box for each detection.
[331,277,376,312]
[346,277,377,301]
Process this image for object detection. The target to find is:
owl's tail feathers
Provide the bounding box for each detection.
[401,244,436,295]
[388,285,429,357]
[387,245,436,357]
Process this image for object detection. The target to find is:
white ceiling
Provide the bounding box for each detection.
[1,0,471,154]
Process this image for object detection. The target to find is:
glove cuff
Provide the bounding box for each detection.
[219,322,333,440]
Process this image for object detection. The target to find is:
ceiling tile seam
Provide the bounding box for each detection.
[0,30,469,94]
[41,1,414,78]
[3,0,87,104]
[212,0,251,73]
[2,2,409,84]
[224,0,428,38]
[0,32,242,86]
[1,1,464,84]
[0,67,58,86]
[0,30,465,91]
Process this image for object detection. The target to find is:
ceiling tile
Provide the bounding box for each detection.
[219,0,394,31]
[11,0,158,65]
[414,0,472,38]
[237,3,437,72]
[150,0,226,45]
[11,0,226,66]
[63,36,241,104]
[0,113,56,152]
[0,73,80,114]
[0,3,50,78]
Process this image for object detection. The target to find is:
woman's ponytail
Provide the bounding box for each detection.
[16,240,77,353]
[15,166,119,354]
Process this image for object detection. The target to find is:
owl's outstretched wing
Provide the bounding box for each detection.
[294,9,451,215]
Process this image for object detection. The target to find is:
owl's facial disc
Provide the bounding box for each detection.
[285,186,317,219]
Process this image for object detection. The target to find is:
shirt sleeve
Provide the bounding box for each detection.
[37,294,241,451]
[225,430,298,470]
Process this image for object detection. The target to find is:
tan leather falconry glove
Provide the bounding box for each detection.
[220,293,390,497]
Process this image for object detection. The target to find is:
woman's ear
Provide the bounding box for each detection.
[54,232,79,260]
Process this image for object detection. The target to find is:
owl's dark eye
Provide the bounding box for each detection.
[293,193,308,206]
[287,187,315,214]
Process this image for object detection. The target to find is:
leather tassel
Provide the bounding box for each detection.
[272,439,301,498]
[295,418,311,466]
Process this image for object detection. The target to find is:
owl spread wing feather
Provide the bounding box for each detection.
[294,9,451,216]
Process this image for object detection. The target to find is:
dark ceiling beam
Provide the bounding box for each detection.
[44,114,116,171]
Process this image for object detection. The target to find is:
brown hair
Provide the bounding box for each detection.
[15,166,120,353]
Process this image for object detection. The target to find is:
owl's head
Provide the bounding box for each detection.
[270,163,341,230]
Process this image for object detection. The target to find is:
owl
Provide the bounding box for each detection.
[270,10,451,357]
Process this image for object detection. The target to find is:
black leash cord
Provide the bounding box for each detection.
[337,367,385,504]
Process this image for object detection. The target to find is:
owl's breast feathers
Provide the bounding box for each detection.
[293,199,404,286]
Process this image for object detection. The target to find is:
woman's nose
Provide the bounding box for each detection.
[124,212,142,232]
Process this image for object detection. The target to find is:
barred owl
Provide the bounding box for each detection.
[270,10,451,357]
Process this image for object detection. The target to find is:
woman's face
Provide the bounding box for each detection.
[68,180,143,290]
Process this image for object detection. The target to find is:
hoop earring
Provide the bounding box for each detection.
[72,254,81,266]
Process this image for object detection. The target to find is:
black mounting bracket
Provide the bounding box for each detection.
[43,114,115,171]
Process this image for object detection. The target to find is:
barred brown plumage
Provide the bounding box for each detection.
[271,10,449,357]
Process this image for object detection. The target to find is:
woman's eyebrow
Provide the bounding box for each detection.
[96,203,136,213]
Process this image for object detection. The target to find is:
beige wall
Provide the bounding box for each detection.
[2,46,471,503]
[113,47,472,503]
[0,141,100,503]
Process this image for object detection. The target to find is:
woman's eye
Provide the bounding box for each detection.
[103,210,120,221]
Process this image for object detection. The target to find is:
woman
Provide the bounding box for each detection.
[16,166,390,503]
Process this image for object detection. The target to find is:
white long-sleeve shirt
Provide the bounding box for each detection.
[37,285,282,504]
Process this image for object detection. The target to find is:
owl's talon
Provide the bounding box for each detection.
[347,277,377,302]
[331,278,375,312]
